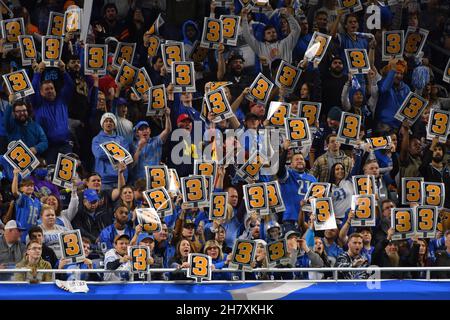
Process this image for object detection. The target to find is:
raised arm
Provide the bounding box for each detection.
[60,62,75,102]
[231,87,250,112]
[280,9,301,50]
[158,107,172,142]
[111,162,127,202]
[399,121,410,164]
[330,11,344,38]
[60,186,79,223]
[217,43,226,80]
[31,62,45,107]
[241,7,263,56]
[341,75,352,111]
[11,168,20,198]
[339,210,355,245]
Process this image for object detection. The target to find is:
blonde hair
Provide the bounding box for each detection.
[226,203,234,221]
[204,240,224,260]
[40,204,55,217]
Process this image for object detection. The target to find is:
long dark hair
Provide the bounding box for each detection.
[174,239,194,262]
[328,162,345,185]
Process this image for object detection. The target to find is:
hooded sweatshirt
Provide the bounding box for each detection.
[91,130,129,185]
[181,20,200,55]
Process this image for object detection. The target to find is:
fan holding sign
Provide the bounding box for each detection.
[93,113,131,188]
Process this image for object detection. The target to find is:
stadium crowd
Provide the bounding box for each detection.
[0,0,449,282]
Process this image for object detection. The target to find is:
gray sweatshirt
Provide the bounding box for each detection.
[242,13,301,65]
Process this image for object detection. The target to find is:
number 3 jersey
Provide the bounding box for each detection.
[278,167,317,222]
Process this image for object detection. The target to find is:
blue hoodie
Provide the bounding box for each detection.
[375,70,411,129]
[31,71,74,144]
[91,130,129,185]
[182,20,200,47]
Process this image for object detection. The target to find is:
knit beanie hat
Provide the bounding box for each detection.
[100,112,118,128]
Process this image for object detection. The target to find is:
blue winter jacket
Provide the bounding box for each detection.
[31,71,74,144]
[4,104,48,154]
[91,130,129,185]
[375,70,411,129]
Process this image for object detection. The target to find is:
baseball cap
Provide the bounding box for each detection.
[83,189,100,203]
[134,121,150,132]
[285,230,301,240]
[114,234,130,243]
[137,233,155,243]
[5,220,26,231]
[228,51,245,63]
[386,239,399,246]
[117,97,128,106]
[176,114,192,125]
[183,219,195,228]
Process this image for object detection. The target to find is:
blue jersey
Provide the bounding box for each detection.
[323,238,344,265]
[61,260,101,281]
[361,246,374,265]
[279,167,317,221]
[338,33,368,73]
[99,224,135,250]
[223,209,243,246]
[129,136,163,182]
[15,193,41,243]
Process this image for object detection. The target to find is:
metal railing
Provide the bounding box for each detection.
[1,267,450,284]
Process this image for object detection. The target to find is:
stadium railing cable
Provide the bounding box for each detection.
[1,267,450,284]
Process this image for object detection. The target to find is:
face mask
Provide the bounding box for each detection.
[34,168,48,179]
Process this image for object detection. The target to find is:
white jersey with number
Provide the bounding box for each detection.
[40,224,69,259]
[103,249,130,281]
[331,180,354,219]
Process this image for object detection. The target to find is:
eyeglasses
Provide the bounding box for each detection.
[14,110,27,113]
[28,247,42,251]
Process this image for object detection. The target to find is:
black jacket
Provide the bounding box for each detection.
[72,206,113,244]
[42,244,58,269]
[419,149,450,208]
[371,239,416,279]
[433,250,450,279]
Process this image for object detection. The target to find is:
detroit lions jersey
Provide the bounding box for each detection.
[331,180,354,219]
[279,167,317,221]
[103,249,130,281]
